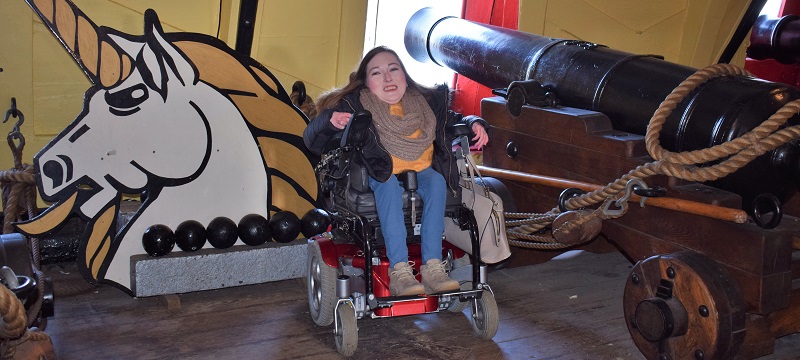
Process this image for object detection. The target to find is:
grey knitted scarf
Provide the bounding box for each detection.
[360,87,436,161]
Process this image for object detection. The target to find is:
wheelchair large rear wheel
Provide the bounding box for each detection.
[335,303,358,356]
[470,290,499,339]
[307,240,337,326]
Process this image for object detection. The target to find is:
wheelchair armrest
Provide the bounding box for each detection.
[348,156,371,193]
[321,132,343,154]
[450,123,472,152]
[340,110,373,148]
[451,123,471,138]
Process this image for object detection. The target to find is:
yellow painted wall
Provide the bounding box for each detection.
[0,0,361,183]
[519,0,751,67]
[0,0,753,208]
[251,0,367,100]
[0,0,238,174]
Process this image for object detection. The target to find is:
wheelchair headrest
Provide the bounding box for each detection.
[340,110,373,148]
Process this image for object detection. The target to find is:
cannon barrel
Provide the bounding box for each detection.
[748,14,800,64]
[405,7,800,214]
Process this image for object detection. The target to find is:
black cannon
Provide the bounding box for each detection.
[405,8,800,360]
[405,7,800,219]
[749,14,800,63]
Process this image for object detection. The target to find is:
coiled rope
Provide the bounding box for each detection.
[0,283,50,360]
[506,63,800,249]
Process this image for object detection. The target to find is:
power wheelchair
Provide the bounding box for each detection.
[305,110,499,356]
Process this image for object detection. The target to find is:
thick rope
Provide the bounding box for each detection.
[0,285,25,340]
[506,63,800,249]
[1,164,37,234]
[0,279,51,360]
[1,329,52,360]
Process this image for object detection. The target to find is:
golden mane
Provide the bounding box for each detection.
[175,40,318,217]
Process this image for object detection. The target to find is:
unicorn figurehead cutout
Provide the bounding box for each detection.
[16,0,318,294]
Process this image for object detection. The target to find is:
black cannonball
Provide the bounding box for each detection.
[269,211,301,243]
[301,208,331,238]
[238,214,270,246]
[142,224,175,256]
[206,217,238,249]
[175,220,207,252]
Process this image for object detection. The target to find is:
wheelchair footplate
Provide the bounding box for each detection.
[370,288,483,317]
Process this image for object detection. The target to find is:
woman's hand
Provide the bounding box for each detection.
[471,123,489,150]
[330,111,353,130]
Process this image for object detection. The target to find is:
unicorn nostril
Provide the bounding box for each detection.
[43,160,65,189]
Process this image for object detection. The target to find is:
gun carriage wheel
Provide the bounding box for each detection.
[623,251,747,360]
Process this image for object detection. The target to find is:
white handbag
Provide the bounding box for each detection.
[444,145,511,264]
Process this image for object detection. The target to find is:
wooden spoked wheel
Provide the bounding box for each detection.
[623,251,746,360]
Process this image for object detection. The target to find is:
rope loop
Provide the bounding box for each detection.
[506,63,800,249]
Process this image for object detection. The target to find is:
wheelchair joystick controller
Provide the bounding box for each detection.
[400,171,419,229]
[400,171,418,191]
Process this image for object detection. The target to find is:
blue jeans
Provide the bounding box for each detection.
[369,167,447,267]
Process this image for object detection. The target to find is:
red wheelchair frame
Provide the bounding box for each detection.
[305,111,499,356]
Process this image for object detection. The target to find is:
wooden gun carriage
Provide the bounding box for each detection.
[405,8,800,360]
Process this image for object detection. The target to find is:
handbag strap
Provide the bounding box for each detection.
[463,149,491,198]
[461,146,503,240]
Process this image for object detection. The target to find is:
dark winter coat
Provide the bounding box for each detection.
[303,84,488,194]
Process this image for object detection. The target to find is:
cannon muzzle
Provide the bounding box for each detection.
[748,14,800,63]
[405,7,800,217]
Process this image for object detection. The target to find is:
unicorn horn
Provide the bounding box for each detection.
[25,0,133,87]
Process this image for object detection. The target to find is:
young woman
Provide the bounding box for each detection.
[304,46,489,296]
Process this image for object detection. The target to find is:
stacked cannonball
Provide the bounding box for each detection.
[141,208,331,256]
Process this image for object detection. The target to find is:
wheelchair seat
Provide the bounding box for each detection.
[315,111,462,244]
[334,153,462,219]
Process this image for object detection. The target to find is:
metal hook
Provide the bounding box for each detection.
[7,131,25,154]
[601,197,627,218]
[3,98,18,122]
[3,97,24,132]
[617,178,647,206]
[602,178,649,217]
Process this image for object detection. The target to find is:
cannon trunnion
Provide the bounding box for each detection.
[406,8,800,360]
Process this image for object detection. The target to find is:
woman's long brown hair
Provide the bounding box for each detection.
[315,46,435,112]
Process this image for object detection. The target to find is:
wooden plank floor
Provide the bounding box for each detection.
[41,250,800,359]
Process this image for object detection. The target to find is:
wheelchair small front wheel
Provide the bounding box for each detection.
[308,240,337,326]
[470,289,499,339]
[335,302,358,356]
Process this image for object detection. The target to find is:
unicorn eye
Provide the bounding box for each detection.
[105,83,149,116]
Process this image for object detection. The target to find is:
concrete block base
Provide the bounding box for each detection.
[131,240,308,297]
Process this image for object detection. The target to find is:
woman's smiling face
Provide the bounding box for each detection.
[365,51,408,104]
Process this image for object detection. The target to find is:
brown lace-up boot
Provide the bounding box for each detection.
[389,261,425,296]
[420,259,460,294]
